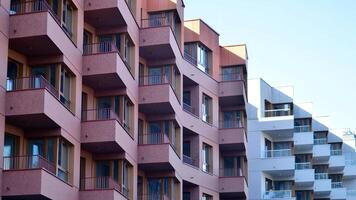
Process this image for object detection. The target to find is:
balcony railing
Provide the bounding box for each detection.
[294,125,312,133]
[315,173,328,180]
[138,133,178,154]
[295,162,312,170]
[83,42,119,55]
[331,182,343,188]
[314,138,328,145]
[138,194,171,200]
[6,76,71,110]
[219,120,243,129]
[141,16,172,29]
[184,50,197,66]
[182,155,199,168]
[220,73,243,82]
[183,103,196,115]
[264,108,292,117]
[80,177,129,197]
[264,149,292,158]
[219,168,243,177]
[139,75,177,94]
[81,108,131,134]
[3,155,56,174]
[264,190,292,199]
[9,0,74,38]
[331,149,342,156]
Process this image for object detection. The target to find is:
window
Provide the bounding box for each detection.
[222,111,243,128]
[60,67,72,109]
[330,143,342,155]
[122,161,129,196]
[294,118,312,132]
[183,192,191,200]
[183,141,191,157]
[197,44,210,73]
[221,66,242,81]
[58,139,69,182]
[62,0,74,37]
[222,157,241,177]
[123,96,133,132]
[184,43,197,65]
[296,191,312,200]
[202,94,212,124]
[264,101,293,117]
[202,193,212,200]
[183,91,191,106]
[3,134,19,170]
[202,143,212,173]
[7,60,22,91]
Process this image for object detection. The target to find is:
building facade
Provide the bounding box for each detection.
[0,0,248,200]
[247,78,356,200]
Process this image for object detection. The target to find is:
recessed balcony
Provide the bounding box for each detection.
[313,140,330,163]
[138,75,180,114]
[219,73,246,106]
[249,109,294,134]
[329,150,345,173]
[140,18,180,60]
[84,0,136,29]
[263,190,295,200]
[83,42,134,90]
[219,169,248,199]
[138,133,180,171]
[79,177,128,200]
[9,0,77,56]
[219,120,247,151]
[314,174,332,197]
[2,155,75,200]
[295,162,315,187]
[81,108,135,154]
[5,76,76,131]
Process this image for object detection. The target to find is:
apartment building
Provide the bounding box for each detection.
[0,0,248,199]
[248,78,356,200]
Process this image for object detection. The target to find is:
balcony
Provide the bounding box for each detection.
[5,76,77,132]
[138,194,171,200]
[2,155,75,200]
[314,173,332,197]
[138,133,180,171]
[329,150,345,172]
[145,0,184,21]
[182,155,199,168]
[250,149,295,175]
[9,0,77,57]
[84,0,137,28]
[331,182,346,200]
[250,109,294,134]
[313,141,331,163]
[344,159,356,178]
[140,17,180,60]
[79,177,128,200]
[293,127,313,152]
[295,162,315,187]
[219,73,246,106]
[219,169,247,199]
[139,75,180,114]
[264,190,295,200]
[81,109,134,154]
[83,42,134,90]
[219,120,247,151]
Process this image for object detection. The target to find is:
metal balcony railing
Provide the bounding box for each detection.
[184,50,197,66]
[219,168,243,177]
[294,125,312,133]
[83,42,119,55]
[182,155,199,168]
[315,173,329,180]
[331,182,343,188]
[295,162,312,170]
[220,73,243,82]
[138,194,171,200]
[264,149,292,158]
[183,103,196,115]
[264,108,292,117]
[6,76,71,110]
[139,75,178,96]
[219,120,244,129]
[80,177,129,197]
[141,16,172,28]
[264,190,292,199]
[3,155,56,174]
[138,133,178,154]
[331,149,342,156]
[313,138,328,145]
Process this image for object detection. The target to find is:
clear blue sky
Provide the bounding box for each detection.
[184,0,356,129]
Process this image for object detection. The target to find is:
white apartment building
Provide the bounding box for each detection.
[247,78,356,200]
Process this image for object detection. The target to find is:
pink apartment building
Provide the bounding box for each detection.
[0,0,248,199]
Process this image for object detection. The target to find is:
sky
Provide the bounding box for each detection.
[184,0,356,130]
